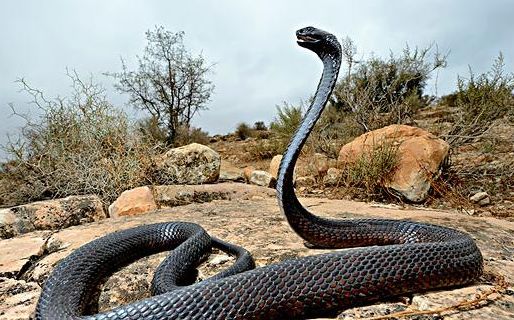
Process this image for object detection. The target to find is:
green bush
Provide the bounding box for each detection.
[446,53,514,146]
[269,102,304,153]
[0,71,157,207]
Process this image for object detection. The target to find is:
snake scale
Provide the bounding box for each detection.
[35,27,483,320]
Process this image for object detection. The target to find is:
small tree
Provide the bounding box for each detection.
[106,26,214,146]
[331,37,447,132]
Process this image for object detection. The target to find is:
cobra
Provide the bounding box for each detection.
[35,26,483,319]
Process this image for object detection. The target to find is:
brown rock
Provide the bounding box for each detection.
[109,186,158,218]
[0,231,49,276]
[154,143,221,185]
[153,183,275,208]
[219,160,245,182]
[296,176,316,188]
[269,155,297,182]
[323,168,341,186]
[0,209,28,239]
[249,170,276,188]
[0,195,106,239]
[269,155,283,179]
[338,125,449,202]
[243,166,256,182]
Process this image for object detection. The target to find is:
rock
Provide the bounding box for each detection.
[471,191,491,206]
[338,124,449,202]
[296,176,316,188]
[153,183,275,208]
[243,166,256,182]
[338,302,408,319]
[0,277,41,319]
[110,184,275,213]
[323,168,341,186]
[154,143,221,184]
[0,232,49,276]
[479,198,491,207]
[1,197,513,319]
[0,209,28,239]
[269,155,283,179]
[0,195,106,239]
[269,155,296,182]
[219,160,245,182]
[249,170,276,188]
[108,186,158,218]
[208,254,231,266]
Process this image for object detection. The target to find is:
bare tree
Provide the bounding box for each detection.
[106,26,214,145]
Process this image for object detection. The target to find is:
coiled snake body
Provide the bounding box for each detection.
[36,27,483,320]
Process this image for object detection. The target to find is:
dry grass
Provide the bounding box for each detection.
[335,140,400,200]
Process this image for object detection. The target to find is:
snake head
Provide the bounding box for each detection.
[296,26,341,57]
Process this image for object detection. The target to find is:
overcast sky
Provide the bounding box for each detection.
[1,0,513,160]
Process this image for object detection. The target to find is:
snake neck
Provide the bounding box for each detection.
[277,52,341,241]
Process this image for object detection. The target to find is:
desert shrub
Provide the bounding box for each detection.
[438,92,459,108]
[310,105,364,158]
[339,140,400,197]
[235,122,254,140]
[331,38,446,132]
[0,71,156,207]
[269,102,304,153]
[445,53,514,146]
[270,102,303,140]
[244,138,283,160]
[253,121,267,131]
[173,125,210,146]
[137,115,168,146]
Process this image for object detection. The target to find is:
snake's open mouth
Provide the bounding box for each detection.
[296,34,319,45]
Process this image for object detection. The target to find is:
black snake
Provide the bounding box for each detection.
[35,27,483,320]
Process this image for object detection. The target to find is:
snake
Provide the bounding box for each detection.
[35,26,483,320]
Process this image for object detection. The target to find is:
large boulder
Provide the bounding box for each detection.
[0,195,106,239]
[154,143,221,185]
[338,125,449,202]
[108,186,158,218]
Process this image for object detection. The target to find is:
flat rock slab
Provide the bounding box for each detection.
[0,232,50,277]
[0,196,513,319]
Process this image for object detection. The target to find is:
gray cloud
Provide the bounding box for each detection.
[1,0,513,160]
